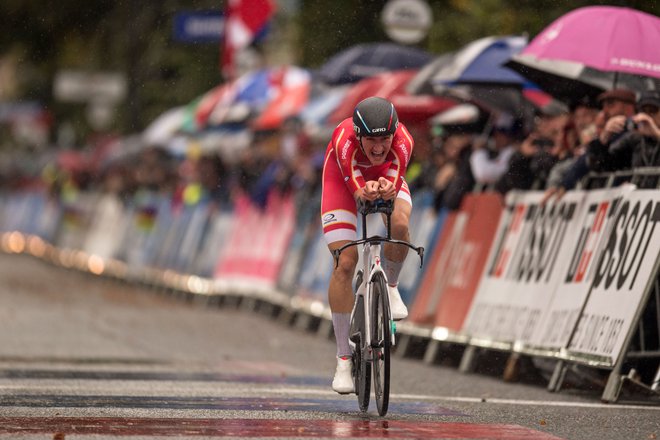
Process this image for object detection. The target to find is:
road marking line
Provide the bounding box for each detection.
[2,383,658,411]
[395,394,660,411]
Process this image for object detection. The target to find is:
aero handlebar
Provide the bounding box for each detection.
[332,198,424,269]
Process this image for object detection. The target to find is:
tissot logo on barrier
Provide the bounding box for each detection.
[593,198,660,291]
[488,203,526,278]
[510,200,577,284]
[569,190,660,361]
[564,200,612,283]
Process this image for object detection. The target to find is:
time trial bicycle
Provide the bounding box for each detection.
[332,198,424,416]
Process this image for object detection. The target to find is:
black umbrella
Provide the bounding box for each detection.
[505,55,660,105]
[406,52,455,95]
[316,42,432,85]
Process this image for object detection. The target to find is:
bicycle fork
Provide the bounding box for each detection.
[353,242,396,355]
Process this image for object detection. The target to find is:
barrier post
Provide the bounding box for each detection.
[602,264,660,402]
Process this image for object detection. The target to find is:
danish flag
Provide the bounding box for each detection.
[222,0,275,79]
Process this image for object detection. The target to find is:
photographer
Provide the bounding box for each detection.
[609,91,660,169]
[548,89,636,194]
[495,112,569,194]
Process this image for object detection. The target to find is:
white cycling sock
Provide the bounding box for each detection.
[332,313,351,358]
[383,258,403,286]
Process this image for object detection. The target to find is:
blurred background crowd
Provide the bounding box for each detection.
[1,0,659,218]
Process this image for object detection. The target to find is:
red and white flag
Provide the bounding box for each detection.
[222,0,275,79]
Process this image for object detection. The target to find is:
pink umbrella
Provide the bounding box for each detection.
[507,6,660,103]
[522,6,660,78]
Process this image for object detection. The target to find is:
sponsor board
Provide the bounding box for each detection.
[567,189,660,363]
[529,187,631,351]
[214,192,296,288]
[411,193,503,331]
[461,192,524,341]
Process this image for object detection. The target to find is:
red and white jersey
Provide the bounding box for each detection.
[324,118,414,195]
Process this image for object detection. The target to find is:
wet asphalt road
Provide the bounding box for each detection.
[0,253,658,439]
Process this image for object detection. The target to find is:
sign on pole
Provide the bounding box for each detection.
[53,71,127,103]
[173,11,224,43]
[381,0,433,44]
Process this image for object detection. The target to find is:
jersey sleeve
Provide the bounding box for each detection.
[332,123,366,195]
[386,123,414,192]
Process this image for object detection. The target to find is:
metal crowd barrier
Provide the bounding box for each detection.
[1,166,659,404]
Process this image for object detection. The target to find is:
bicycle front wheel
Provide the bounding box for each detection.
[371,272,391,417]
[352,295,370,413]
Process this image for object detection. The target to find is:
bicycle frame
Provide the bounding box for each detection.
[332,198,424,415]
[332,199,425,350]
[356,238,385,352]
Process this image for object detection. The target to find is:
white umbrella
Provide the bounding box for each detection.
[142,106,186,147]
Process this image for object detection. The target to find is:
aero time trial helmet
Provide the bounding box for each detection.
[352,97,398,138]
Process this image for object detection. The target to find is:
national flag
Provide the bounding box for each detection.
[222,0,276,79]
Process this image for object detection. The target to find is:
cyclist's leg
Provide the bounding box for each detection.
[382,180,412,320]
[321,150,359,371]
[327,241,358,359]
[383,179,412,285]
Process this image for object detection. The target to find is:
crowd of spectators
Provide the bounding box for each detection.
[1,88,659,219]
[420,88,660,211]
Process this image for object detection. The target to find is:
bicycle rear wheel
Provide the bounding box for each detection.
[371,272,391,416]
[351,296,370,412]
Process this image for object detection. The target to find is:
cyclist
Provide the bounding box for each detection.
[321,96,414,394]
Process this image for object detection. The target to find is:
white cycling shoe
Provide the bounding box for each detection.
[388,284,408,321]
[332,356,354,394]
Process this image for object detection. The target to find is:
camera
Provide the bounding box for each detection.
[624,118,638,131]
[531,138,554,149]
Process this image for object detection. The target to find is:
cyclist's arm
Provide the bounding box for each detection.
[333,126,367,195]
[383,125,414,193]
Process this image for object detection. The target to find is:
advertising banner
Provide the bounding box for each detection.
[398,190,440,304]
[409,192,504,330]
[214,192,296,288]
[501,191,584,344]
[408,210,460,326]
[296,228,333,303]
[568,189,660,364]
[431,193,503,332]
[461,191,525,341]
[193,210,234,277]
[530,187,632,351]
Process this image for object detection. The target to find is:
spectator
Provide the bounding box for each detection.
[469,114,520,187]
[609,90,660,170]
[556,88,637,192]
[543,110,603,202]
[571,96,600,145]
[496,109,582,195]
[439,130,477,210]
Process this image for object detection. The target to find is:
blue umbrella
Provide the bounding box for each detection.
[428,35,559,121]
[317,42,432,85]
[431,35,528,87]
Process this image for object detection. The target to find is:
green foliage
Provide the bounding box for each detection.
[298,0,659,60]
[1,0,658,139]
[0,0,224,136]
[297,0,389,67]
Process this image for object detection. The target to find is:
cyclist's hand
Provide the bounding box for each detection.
[378,177,396,200]
[356,181,380,201]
